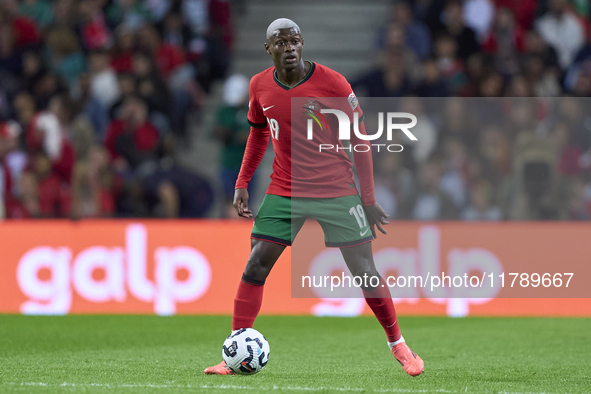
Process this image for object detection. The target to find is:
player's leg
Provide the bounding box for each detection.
[205,195,301,375]
[204,239,285,375]
[312,196,423,376]
[233,239,286,330]
[340,243,424,377]
[233,194,300,331]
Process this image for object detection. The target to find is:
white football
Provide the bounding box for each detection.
[222,328,270,374]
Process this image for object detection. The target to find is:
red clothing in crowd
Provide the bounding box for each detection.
[11,16,41,48]
[110,51,134,73]
[155,44,186,79]
[83,17,112,50]
[493,0,538,30]
[25,112,75,183]
[104,119,160,161]
[481,25,526,54]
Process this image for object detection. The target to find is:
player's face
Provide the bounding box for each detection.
[265,28,304,70]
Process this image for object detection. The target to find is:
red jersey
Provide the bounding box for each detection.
[237,62,375,205]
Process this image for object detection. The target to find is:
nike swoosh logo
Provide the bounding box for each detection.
[262,105,274,111]
[360,228,369,236]
[386,321,397,328]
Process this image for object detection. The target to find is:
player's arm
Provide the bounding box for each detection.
[350,120,389,237]
[234,126,270,218]
[234,77,269,218]
[333,73,388,237]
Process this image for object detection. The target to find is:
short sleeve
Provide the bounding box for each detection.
[247,77,267,128]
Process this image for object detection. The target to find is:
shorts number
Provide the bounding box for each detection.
[268,118,279,140]
[349,204,367,229]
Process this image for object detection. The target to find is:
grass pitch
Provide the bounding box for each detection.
[0,315,589,393]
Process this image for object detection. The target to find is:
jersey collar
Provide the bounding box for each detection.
[273,61,315,90]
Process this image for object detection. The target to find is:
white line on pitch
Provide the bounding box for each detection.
[0,382,572,394]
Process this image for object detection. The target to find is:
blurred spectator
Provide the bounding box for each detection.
[434,35,467,95]
[352,25,417,97]
[106,0,151,31]
[440,137,469,208]
[0,121,23,219]
[535,0,585,70]
[138,24,185,80]
[25,94,76,183]
[463,0,495,40]
[182,0,210,37]
[460,180,503,220]
[89,50,121,108]
[566,176,591,220]
[557,97,591,152]
[493,0,538,30]
[482,7,526,75]
[110,25,136,74]
[373,153,414,218]
[522,30,560,72]
[416,57,449,96]
[44,26,85,87]
[551,122,583,177]
[78,0,113,50]
[71,144,116,219]
[0,24,23,78]
[21,50,47,95]
[439,98,479,149]
[19,0,54,29]
[376,2,431,60]
[132,52,171,119]
[71,73,109,139]
[104,94,160,173]
[480,123,512,176]
[19,153,71,218]
[214,74,252,217]
[440,1,481,61]
[52,0,76,27]
[508,131,561,219]
[399,158,458,220]
[158,3,193,50]
[0,0,42,49]
[400,97,437,164]
[141,165,214,218]
[478,72,505,97]
[506,74,535,97]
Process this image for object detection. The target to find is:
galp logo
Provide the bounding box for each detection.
[16,224,211,315]
[304,98,418,153]
[308,226,503,318]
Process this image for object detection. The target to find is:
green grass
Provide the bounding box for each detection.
[0,316,589,393]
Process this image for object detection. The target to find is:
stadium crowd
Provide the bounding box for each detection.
[0,0,231,219]
[353,0,591,221]
[1,0,591,220]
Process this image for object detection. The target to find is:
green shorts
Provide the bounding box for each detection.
[251,194,373,247]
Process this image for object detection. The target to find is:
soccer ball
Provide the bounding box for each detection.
[222,328,270,375]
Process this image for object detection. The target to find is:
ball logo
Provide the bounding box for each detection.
[16,224,211,315]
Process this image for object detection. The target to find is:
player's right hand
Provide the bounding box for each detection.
[233,188,252,218]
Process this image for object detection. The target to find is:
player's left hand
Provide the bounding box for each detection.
[363,203,389,238]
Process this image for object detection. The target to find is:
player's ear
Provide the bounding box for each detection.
[264,42,270,54]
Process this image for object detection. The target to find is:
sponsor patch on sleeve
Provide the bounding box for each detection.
[347,92,358,110]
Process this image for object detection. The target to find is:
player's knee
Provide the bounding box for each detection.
[244,255,273,281]
[348,258,379,280]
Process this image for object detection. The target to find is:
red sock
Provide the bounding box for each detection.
[232,275,265,330]
[363,280,401,342]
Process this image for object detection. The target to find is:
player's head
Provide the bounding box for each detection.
[264,18,304,70]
